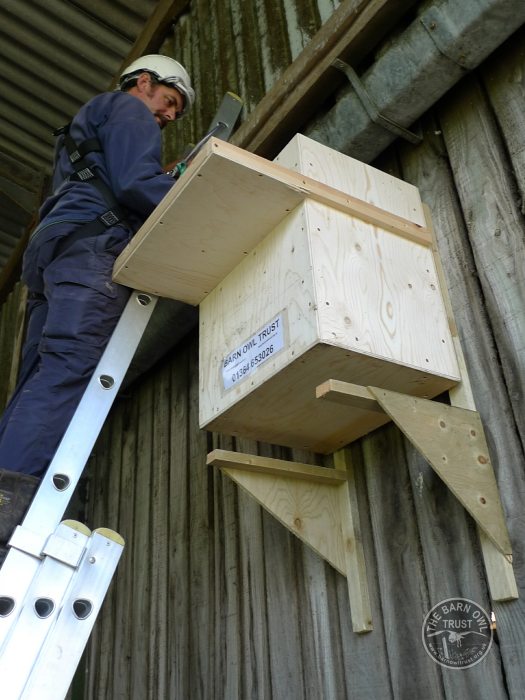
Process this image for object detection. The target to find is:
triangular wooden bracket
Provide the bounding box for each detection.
[367,386,512,556]
[317,379,517,602]
[317,379,512,556]
[207,449,373,633]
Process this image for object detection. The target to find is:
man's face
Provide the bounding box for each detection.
[134,73,185,128]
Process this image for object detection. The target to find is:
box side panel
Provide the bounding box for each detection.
[199,203,320,426]
[303,201,460,379]
[275,134,426,227]
[203,343,458,453]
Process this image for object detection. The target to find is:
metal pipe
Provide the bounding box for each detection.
[306,0,525,162]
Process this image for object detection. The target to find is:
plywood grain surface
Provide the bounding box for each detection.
[113,138,431,304]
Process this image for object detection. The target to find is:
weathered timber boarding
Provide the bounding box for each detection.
[83,334,510,699]
[0,282,26,413]
[161,0,420,163]
[0,6,524,700]
[76,24,525,700]
[162,0,344,161]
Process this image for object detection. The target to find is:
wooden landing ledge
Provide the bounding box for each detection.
[113,138,431,305]
[316,379,386,413]
[207,449,347,485]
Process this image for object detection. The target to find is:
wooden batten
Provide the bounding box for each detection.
[207,449,347,485]
[316,378,387,413]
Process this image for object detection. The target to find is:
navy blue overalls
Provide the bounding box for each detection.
[0,91,174,476]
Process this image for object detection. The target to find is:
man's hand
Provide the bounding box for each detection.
[164,160,181,173]
[164,160,187,180]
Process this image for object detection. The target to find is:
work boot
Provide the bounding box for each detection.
[0,469,40,566]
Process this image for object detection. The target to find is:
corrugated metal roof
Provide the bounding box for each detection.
[0,0,159,273]
[0,0,334,279]
[0,0,404,282]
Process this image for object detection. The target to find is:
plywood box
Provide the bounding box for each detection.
[113,134,459,453]
[198,135,460,453]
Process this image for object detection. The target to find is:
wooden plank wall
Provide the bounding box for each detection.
[160,0,343,165]
[0,281,26,412]
[80,24,525,700]
[0,12,516,700]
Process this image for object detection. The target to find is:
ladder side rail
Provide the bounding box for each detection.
[0,291,157,646]
[22,291,158,536]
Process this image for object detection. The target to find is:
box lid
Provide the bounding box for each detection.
[113,138,431,305]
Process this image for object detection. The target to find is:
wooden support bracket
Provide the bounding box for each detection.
[367,386,512,556]
[207,449,373,633]
[317,379,518,601]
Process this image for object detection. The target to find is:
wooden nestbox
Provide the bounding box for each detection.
[198,135,460,452]
[114,134,516,618]
[114,134,460,453]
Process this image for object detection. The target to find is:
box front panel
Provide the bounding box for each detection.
[202,343,458,453]
[199,203,320,427]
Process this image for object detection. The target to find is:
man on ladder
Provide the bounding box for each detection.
[0,54,195,557]
[0,52,243,697]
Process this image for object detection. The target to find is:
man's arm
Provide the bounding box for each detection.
[98,94,175,220]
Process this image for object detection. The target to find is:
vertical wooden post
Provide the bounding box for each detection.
[333,448,373,633]
[7,284,28,398]
[425,204,518,601]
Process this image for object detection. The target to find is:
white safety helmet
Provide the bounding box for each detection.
[119,54,195,116]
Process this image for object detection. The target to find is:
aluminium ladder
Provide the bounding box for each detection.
[0,290,158,699]
[0,92,244,697]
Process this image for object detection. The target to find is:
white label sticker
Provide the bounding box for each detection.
[222,314,285,390]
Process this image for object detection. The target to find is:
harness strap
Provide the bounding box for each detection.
[56,123,129,236]
[53,218,119,258]
[64,136,102,163]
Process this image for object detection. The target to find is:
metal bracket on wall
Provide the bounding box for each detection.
[332,58,422,144]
